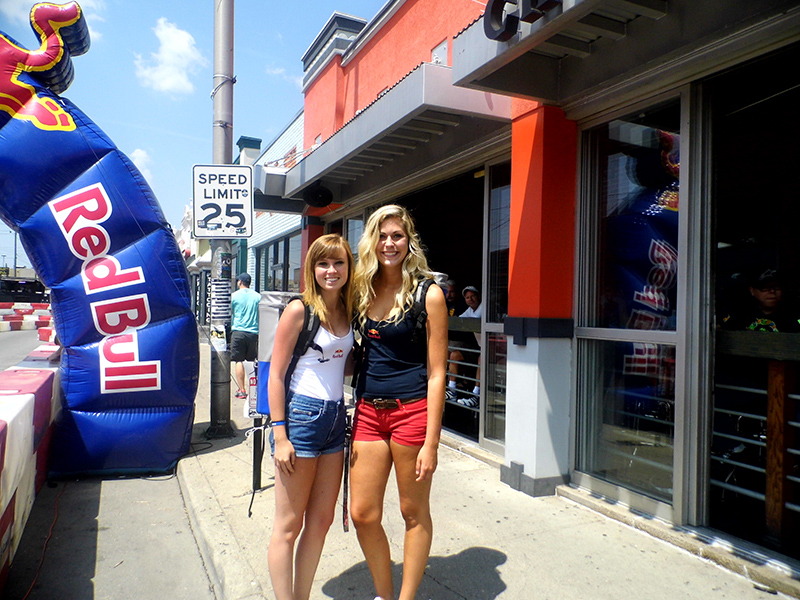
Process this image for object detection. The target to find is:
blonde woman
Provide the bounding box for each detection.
[267,234,355,600]
[350,205,448,600]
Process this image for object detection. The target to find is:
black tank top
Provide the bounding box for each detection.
[356,309,427,399]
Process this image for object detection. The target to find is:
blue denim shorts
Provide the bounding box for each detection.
[269,392,346,458]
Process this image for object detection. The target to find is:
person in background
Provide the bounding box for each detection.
[230,273,260,399]
[444,279,466,317]
[460,285,482,319]
[350,204,448,600]
[721,268,800,332]
[447,285,482,402]
[267,234,355,600]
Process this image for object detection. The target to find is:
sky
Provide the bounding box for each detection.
[0,0,386,269]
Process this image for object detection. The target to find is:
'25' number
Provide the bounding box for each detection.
[201,203,246,229]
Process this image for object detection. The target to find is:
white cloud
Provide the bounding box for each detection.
[0,0,33,24]
[1,0,105,36]
[129,148,153,183]
[134,18,206,96]
[85,14,104,42]
[265,64,303,90]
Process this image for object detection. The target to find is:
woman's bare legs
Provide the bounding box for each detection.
[268,451,343,600]
[391,441,433,600]
[350,439,394,600]
[294,451,344,600]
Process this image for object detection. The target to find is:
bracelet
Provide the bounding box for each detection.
[271,420,286,427]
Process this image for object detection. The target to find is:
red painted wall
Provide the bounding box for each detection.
[303,57,344,154]
[303,0,484,150]
[509,105,577,319]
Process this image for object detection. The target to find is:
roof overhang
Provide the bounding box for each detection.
[284,62,512,210]
[252,166,306,213]
[453,0,800,119]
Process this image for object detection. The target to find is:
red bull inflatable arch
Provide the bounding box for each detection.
[0,2,199,474]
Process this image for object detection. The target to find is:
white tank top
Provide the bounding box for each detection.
[289,323,353,400]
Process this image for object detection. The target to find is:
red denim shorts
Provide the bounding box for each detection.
[352,397,428,447]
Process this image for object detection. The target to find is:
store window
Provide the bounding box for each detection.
[483,162,510,445]
[576,99,681,503]
[256,244,270,291]
[254,231,301,292]
[346,216,364,261]
[487,164,510,324]
[274,239,285,291]
[709,44,800,558]
[288,234,302,292]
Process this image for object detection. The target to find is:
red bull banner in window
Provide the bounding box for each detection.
[0,2,199,474]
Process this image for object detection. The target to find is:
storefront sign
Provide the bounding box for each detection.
[483,0,561,42]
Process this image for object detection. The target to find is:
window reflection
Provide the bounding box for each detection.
[488,164,510,324]
[484,333,507,443]
[271,240,283,291]
[347,218,364,262]
[255,231,302,292]
[578,339,675,502]
[289,234,301,292]
[592,102,681,330]
[577,100,681,504]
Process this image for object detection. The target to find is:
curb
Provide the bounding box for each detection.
[177,450,266,600]
[440,431,504,469]
[557,485,800,599]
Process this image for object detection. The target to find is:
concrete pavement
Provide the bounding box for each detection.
[4,335,800,599]
[179,344,800,599]
[4,472,216,600]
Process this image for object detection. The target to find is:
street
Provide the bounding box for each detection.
[1,330,216,600]
[0,329,45,371]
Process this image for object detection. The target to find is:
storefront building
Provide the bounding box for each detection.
[252,0,800,567]
[254,2,517,453]
[451,0,800,561]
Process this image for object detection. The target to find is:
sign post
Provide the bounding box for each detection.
[193,165,252,438]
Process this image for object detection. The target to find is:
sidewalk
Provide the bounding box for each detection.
[178,344,800,600]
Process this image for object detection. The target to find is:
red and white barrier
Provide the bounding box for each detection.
[0,347,59,590]
[0,304,52,334]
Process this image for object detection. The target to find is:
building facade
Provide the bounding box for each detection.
[252,0,800,564]
[245,115,304,294]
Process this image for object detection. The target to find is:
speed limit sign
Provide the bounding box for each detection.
[192,165,253,238]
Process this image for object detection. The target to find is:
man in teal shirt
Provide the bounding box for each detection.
[231,273,260,398]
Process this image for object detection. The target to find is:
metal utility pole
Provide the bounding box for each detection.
[207,0,235,438]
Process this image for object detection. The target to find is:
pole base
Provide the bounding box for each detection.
[205,423,235,439]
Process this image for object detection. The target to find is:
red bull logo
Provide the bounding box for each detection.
[0,2,199,474]
[0,2,87,131]
[333,348,344,359]
[367,328,380,339]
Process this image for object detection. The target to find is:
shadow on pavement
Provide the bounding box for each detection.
[188,419,250,457]
[4,480,100,600]
[322,547,507,599]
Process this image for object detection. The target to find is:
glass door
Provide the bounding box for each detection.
[575,99,682,511]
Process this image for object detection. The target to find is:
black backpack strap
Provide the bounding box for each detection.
[284,302,321,390]
[410,278,435,345]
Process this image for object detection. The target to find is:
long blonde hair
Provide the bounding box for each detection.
[353,204,433,327]
[302,233,354,327]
